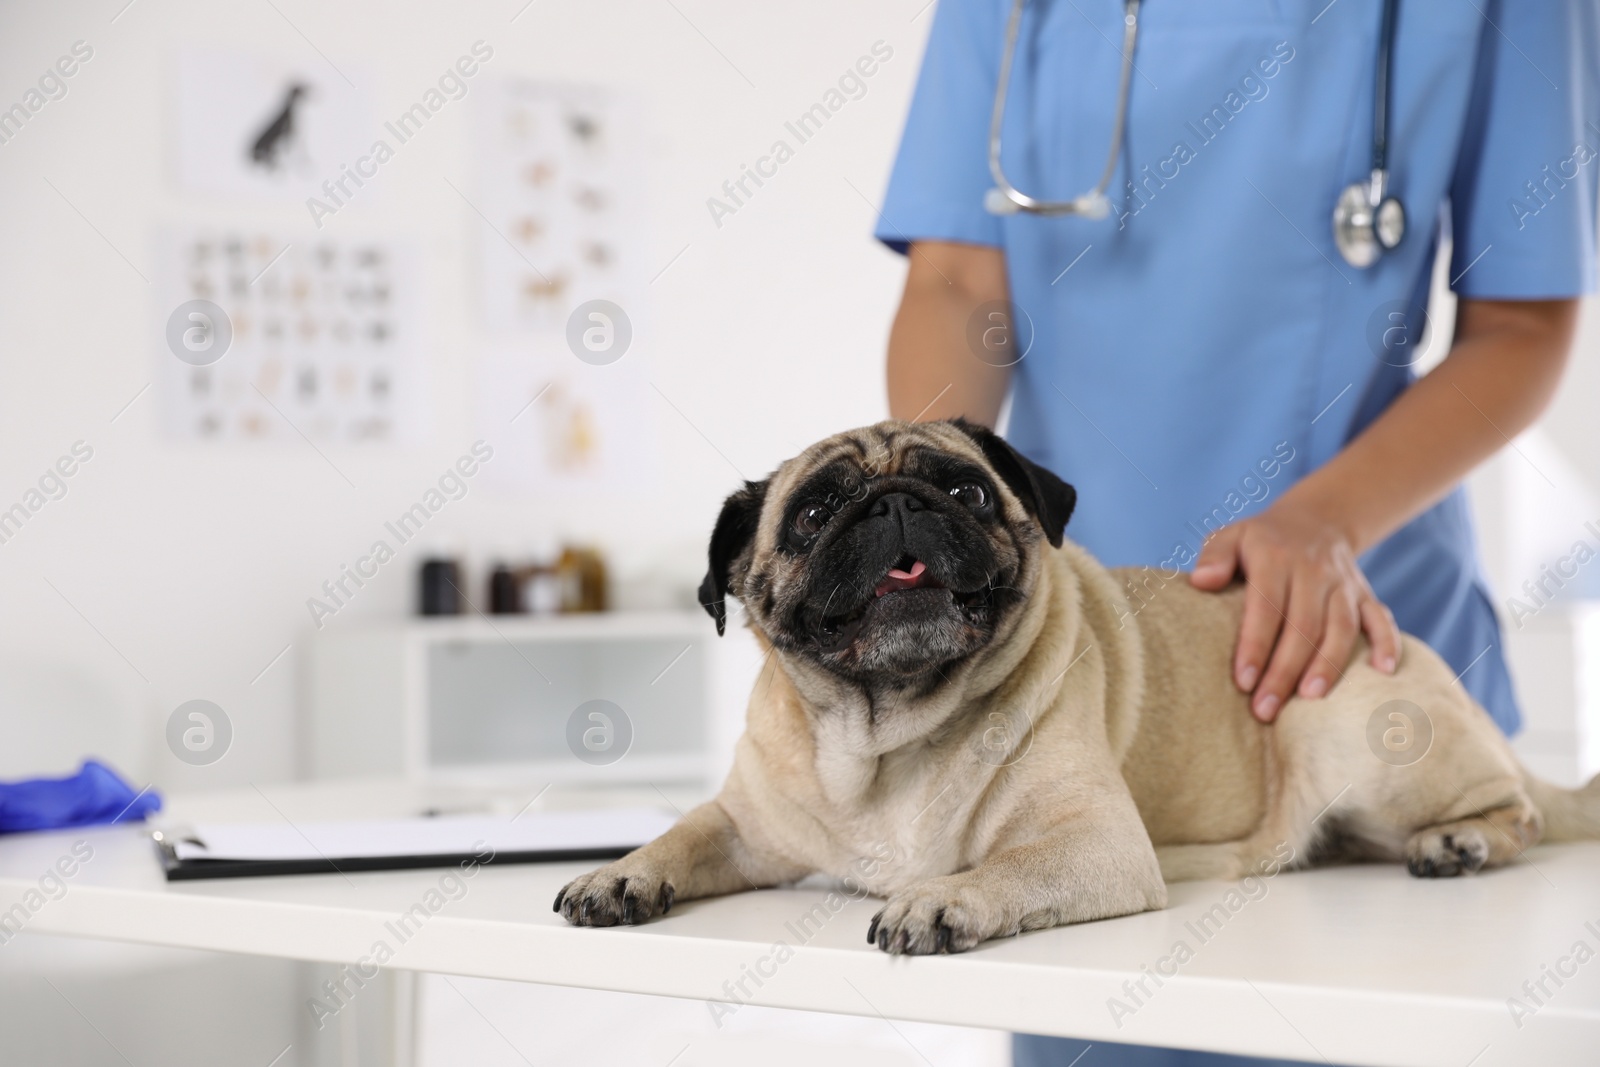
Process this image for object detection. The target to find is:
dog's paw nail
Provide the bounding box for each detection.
[1407,827,1489,879]
[553,888,567,914]
[866,913,882,945]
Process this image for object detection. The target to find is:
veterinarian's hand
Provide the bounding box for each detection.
[1188,497,1400,722]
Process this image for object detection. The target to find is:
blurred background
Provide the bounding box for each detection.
[0,1,1595,1065]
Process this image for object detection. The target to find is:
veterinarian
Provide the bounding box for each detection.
[878,1,1596,1064]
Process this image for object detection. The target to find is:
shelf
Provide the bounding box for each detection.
[324,609,711,644]
[309,609,718,784]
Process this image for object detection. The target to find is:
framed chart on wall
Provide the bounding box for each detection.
[153,229,422,444]
[172,50,376,203]
[468,80,656,493]
[471,79,642,335]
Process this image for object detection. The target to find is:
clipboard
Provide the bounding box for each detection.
[153,806,677,881]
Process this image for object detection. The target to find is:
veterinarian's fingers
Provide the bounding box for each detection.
[1299,586,1358,698]
[1360,596,1401,673]
[1235,567,1290,694]
[1255,574,1327,721]
[1190,525,1243,589]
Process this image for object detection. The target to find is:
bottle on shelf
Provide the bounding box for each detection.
[488,560,522,614]
[522,536,564,616]
[418,557,462,616]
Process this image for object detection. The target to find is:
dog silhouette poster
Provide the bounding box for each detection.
[175,50,372,202]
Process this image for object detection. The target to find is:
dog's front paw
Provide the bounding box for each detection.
[867,878,1011,955]
[1405,826,1490,878]
[554,860,676,927]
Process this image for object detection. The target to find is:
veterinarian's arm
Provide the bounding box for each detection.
[887,241,1013,426]
[1193,297,1580,722]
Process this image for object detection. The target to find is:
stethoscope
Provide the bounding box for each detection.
[984,0,1406,269]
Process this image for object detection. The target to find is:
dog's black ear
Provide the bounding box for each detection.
[949,419,1076,548]
[698,479,768,635]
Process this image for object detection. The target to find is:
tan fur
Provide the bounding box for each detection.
[555,421,1600,953]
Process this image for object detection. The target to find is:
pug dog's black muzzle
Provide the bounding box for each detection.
[785,479,1012,654]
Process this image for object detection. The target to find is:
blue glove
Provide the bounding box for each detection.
[0,759,161,833]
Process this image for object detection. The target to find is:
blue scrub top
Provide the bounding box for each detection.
[877,0,1599,735]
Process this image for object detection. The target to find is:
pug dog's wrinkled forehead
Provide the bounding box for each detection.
[761,419,1008,531]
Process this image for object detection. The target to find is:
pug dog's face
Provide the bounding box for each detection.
[699,419,1076,686]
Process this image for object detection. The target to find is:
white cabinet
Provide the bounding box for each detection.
[307,612,714,787]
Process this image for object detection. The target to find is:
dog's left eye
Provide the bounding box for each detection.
[949,482,988,509]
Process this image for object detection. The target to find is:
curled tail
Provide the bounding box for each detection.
[1526,773,1600,842]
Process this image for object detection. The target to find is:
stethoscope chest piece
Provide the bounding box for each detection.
[1333,178,1405,269]
[1332,0,1405,268]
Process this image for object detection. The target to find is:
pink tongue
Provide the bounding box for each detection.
[874,559,927,597]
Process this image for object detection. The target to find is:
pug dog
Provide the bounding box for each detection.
[555,419,1600,954]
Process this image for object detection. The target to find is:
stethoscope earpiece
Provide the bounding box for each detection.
[984,188,1022,216]
[1075,191,1112,220]
[985,187,1112,219]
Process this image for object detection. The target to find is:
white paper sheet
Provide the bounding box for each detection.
[173,806,675,862]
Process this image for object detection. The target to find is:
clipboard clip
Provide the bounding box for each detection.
[150,828,203,873]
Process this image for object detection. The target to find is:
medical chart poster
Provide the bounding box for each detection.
[468,78,654,493]
[470,79,644,336]
[474,343,657,495]
[153,228,423,444]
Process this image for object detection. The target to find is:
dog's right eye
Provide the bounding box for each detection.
[792,504,832,539]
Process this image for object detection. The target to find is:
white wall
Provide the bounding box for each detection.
[0,0,931,791]
[1465,297,1600,786]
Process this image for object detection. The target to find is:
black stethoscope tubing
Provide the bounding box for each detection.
[988,0,1407,269]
